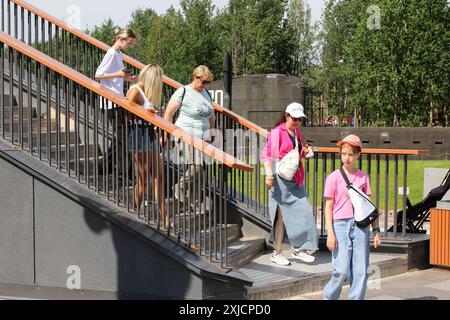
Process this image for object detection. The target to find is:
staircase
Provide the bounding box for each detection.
[0,0,423,300]
[0,0,269,296]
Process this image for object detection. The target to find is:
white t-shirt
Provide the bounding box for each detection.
[96,48,124,108]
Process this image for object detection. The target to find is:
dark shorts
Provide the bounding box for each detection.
[128,124,158,152]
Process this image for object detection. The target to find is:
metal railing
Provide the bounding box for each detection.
[0,30,253,269]
[1,0,433,242]
[228,143,431,240]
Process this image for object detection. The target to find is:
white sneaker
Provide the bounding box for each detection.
[270,251,291,266]
[291,249,315,263]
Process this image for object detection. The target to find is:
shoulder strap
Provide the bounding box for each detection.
[339,167,352,188]
[294,129,299,150]
[181,86,187,104]
[205,88,213,102]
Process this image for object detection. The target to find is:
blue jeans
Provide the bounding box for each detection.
[323,219,370,300]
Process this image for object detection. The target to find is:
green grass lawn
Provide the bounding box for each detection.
[230,159,450,211]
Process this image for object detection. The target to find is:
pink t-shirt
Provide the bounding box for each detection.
[323,169,372,220]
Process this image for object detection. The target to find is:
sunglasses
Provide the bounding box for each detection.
[289,115,302,122]
[197,77,211,85]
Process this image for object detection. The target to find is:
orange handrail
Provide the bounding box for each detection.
[314,147,430,156]
[9,0,269,138]
[0,30,253,172]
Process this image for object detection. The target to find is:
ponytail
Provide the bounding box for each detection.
[112,27,137,44]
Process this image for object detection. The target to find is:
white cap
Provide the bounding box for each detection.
[285,102,306,118]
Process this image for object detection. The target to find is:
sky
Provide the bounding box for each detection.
[25,0,326,31]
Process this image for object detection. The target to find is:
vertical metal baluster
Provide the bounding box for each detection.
[113,106,118,204]
[48,22,52,58]
[1,0,5,32]
[34,12,38,49]
[393,155,399,238]
[13,2,17,39]
[375,154,381,223]
[321,153,327,237]
[199,156,204,253]
[146,125,151,223]
[312,152,318,219]
[224,161,229,268]
[8,46,12,143]
[99,97,106,196]
[84,88,89,187]
[0,42,4,139]
[18,51,23,148]
[85,44,91,186]
[56,72,61,171]
[93,94,98,192]
[130,119,135,211]
[20,6,24,42]
[125,114,130,211]
[219,163,224,267]
[256,132,261,214]
[384,154,389,238]
[36,61,41,159]
[213,162,217,260]
[7,0,11,35]
[402,155,408,238]
[64,76,69,175]
[305,150,310,199]
[208,160,213,260]
[75,79,81,182]
[27,13,32,153]
[27,11,31,47]
[120,102,125,207]
[46,66,51,165]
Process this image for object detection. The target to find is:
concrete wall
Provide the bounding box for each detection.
[0,155,246,299]
[210,74,306,129]
[300,127,450,159]
[424,168,450,201]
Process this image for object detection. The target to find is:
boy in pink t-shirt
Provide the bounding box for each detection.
[323,134,381,300]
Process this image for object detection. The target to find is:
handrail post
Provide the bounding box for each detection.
[402,155,408,238]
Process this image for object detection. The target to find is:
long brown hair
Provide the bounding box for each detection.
[275,111,288,127]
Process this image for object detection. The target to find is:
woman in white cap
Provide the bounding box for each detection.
[260,102,318,266]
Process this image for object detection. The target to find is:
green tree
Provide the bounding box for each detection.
[146,7,190,82]
[320,0,449,127]
[126,8,158,63]
[90,18,118,46]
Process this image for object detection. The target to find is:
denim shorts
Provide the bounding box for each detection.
[128,124,158,152]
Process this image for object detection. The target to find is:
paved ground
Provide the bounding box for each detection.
[240,250,405,289]
[285,267,450,300]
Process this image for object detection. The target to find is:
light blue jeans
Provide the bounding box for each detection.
[323,218,370,300]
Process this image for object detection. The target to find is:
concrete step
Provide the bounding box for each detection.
[240,251,409,300]
[178,223,241,246]
[0,106,38,119]
[227,237,266,268]
[1,118,69,134]
[2,131,78,147]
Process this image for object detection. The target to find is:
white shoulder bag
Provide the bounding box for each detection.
[340,168,379,228]
[275,130,300,181]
